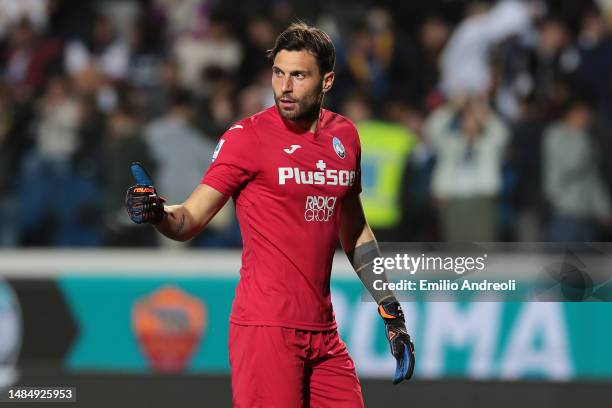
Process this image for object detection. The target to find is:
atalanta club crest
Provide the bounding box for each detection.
[332,137,345,159]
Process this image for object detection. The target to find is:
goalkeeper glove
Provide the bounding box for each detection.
[378,300,416,384]
[125,162,166,224]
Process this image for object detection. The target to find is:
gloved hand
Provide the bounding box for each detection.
[378,300,416,384]
[125,162,166,224]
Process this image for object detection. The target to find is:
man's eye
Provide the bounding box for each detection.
[294,73,305,80]
[274,70,283,77]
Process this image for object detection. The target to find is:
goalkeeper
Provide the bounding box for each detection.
[126,22,414,407]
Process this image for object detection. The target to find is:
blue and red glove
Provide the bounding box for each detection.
[378,300,416,384]
[125,162,166,224]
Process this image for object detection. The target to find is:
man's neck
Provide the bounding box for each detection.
[295,115,320,133]
[281,106,323,134]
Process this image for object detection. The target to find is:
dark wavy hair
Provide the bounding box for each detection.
[266,22,336,75]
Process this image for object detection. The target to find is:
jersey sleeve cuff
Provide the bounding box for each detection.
[201,176,234,197]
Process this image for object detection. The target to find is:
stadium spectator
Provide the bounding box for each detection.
[64,13,130,81]
[496,16,573,121]
[237,16,277,89]
[173,12,242,94]
[415,15,451,111]
[440,0,535,98]
[125,14,166,91]
[565,9,612,113]
[2,19,62,95]
[425,96,509,241]
[338,7,415,107]
[143,90,215,205]
[195,67,239,138]
[506,98,548,241]
[140,58,183,120]
[343,94,418,240]
[17,75,82,245]
[542,97,611,241]
[64,13,130,114]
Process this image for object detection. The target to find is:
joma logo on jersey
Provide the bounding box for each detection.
[278,160,355,186]
[305,195,337,222]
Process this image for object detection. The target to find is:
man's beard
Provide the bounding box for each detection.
[275,88,323,122]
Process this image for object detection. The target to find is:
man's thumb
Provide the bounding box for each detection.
[130,162,154,186]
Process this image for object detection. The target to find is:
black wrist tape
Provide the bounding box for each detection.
[349,240,397,305]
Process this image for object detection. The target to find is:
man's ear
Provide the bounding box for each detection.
[322,71,335,94]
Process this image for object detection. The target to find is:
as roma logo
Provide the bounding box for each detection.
[132,286,206,373]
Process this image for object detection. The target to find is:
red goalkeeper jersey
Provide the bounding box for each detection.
[201,105,362,330]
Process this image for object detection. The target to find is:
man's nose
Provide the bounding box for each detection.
[281,76,293,93]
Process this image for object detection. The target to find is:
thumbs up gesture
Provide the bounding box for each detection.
[125,162,166,224]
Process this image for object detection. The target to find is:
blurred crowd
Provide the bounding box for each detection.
[1,0,612,247]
